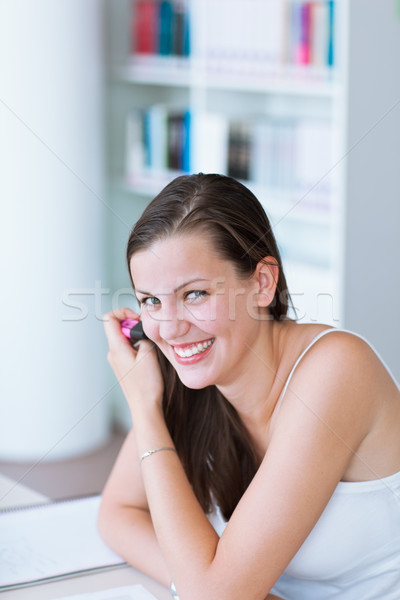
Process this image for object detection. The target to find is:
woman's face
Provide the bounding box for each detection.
[129,233,264,390]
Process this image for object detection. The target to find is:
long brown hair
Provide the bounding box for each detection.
[127,174,292,520]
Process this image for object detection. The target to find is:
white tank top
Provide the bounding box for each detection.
[208,329,400,600]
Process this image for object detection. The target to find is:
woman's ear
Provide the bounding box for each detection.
[254,257,279,307]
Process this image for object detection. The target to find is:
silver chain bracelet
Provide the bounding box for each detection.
[170,581,179,599]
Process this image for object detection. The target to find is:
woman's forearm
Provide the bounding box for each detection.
[97,502,171,587]
[97,502,285,600]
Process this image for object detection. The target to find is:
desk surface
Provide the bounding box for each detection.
[0,474,171,600]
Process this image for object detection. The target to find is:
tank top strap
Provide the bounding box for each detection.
[280,328,399,402]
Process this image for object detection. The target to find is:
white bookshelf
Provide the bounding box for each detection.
[104,0,400,396]
[113,58,338,98]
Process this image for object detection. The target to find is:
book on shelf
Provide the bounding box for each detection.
[327,0,335,67]
[144,103,168,170]
[132,0,190,58]
[297,2,312,65]
[132,0,159,54]
[125,104,333,210]
[310,1,329,67]
[201,0,335,76]
[129,1,335,83]
[173,1,190,57]
[295,118,333,198]
[125,108,146,176]
[227,122,252,182]
[165,109,192,172]
[167,111,184,170]
[190,111,229,175]
[126,107,228,177]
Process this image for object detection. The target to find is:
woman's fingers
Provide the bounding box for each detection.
[103,308,141,350]
[103,308,140,331]
[107,307,140,321]
[103,315,164,408]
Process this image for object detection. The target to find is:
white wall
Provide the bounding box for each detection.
[342,1,400,380]
[0,0,111,460]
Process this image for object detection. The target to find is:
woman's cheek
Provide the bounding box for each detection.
[206,300,230,331]
[140,313,160,342]
[186,304,216,331]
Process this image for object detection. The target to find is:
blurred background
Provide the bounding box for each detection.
[0,0,399,498]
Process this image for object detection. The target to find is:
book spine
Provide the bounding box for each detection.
[148,104,168,172]
[290,2,302,65]
[159,1,174,55]
[133,0,158,55]
[327,0,335,67]
[227,122,251,181]
[172,2,184,56]
[171,0,190,57]
[125,109,146,179]
[182,3,191,57]
[294,118,333,197]
[310,1,328,67]
[143,109,152,167]
[299,2,311,65]
[167,112,183,170]
[191,111,229,174]
[182,110,191,172]
[250,120,274,187]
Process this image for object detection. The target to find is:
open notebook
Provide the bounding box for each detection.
[0,494,125,590]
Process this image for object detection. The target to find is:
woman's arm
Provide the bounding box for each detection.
[99,430,286,600]
[104,314,376,600]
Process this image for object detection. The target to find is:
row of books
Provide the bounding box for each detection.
[131,0,335,75]
[125,106,334,203]
[288,0,335,68]
[198,0,335,77]
[132,0,190,56]
[126,105,191,172]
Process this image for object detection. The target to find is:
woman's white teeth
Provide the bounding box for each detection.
[174,339,214,358]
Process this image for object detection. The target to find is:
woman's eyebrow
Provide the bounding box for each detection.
[135,278,210,296]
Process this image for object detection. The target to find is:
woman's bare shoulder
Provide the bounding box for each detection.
[300,328,393,384]
[273,327,381,443]
[282,323,390,387]
[281,327,400,481]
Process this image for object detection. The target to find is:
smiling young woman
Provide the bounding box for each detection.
[99,174,400,600]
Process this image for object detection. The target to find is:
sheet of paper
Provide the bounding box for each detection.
[55,584,157,600]
[0,495,125,589]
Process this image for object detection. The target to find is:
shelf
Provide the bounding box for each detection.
[112,57,193,88]
[112,56,338,98]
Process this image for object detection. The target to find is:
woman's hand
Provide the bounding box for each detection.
[103,308,164,413]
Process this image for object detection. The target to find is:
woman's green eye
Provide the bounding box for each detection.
[185,290,208,301]
[141,297,161,306]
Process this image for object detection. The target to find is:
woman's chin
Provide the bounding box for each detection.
[175,372,213,390]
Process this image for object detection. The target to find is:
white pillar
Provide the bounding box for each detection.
[0,0,111,460]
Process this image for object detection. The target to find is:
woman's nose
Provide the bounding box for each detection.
[157,309,190,342]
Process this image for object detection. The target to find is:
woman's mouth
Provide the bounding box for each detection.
[172,338,215,364]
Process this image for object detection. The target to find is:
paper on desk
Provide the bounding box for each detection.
[0,494,125,589]
[55,584,158,600]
